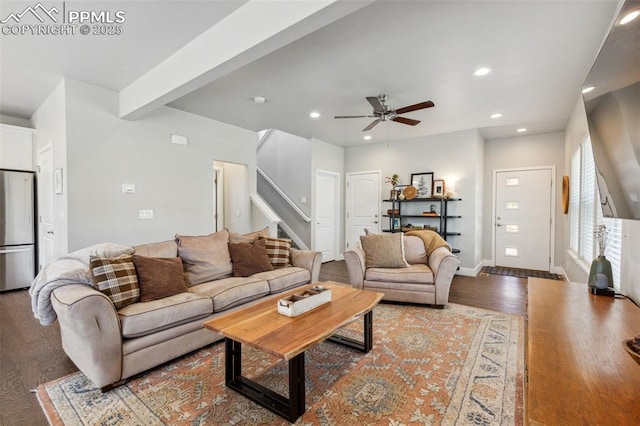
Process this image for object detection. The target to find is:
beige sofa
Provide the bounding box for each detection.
[49,237,321,390]
[344,234,459,307]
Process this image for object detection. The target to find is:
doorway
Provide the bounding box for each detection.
[315,170,339,262]
[493,167,555,271]
[213,161,249,234]
[36,144,54,271]
[345,171,381,250]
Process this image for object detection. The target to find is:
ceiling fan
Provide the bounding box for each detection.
[334,94,435,131]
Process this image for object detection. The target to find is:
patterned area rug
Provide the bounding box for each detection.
[481,266,564,281]
[36,303,524,425]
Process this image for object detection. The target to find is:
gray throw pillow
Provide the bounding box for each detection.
[360,233,409,268]
[175,229,232,285]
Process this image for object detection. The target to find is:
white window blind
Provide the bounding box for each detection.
[579,140,595,261]
[570,149,581,252]
[570,137,622,289]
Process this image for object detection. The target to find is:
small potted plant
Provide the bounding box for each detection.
[588,224,614,289]
[385,174,400,199]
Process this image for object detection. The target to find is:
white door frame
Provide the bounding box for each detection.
[345,170,381,250]
[491,165,556,270]
[314,169,340,261]
[213,165,224,232]
[36,143,54,271]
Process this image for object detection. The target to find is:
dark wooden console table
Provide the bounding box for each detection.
[527,278,640,424]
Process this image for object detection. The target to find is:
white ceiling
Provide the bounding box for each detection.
[0,1,621,147]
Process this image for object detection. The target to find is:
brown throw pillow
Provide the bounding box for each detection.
[90,255,139,309]
[175,229,232,285]
[228,239,274,277]
[259,236,291,268]
[360,232,409,268]
[132,255,187,302]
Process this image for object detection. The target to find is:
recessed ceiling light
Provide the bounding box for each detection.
[253,96,267,104]
[309,111,320,119]
[490,113,503,119]
[517,128,527,133]
[363,135,372,141]
[473,67,492,76]
[620,10,639,25]
[582,86,595,94]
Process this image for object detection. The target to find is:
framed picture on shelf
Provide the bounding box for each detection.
[410,172,433,198]
[433,179,445,197]
[392,217,400,230]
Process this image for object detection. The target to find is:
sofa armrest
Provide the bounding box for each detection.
[290,249,322,283]
[344,245,366,289]
[428,247,460,306]
[51,284,123,388]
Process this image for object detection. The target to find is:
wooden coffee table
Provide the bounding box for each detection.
[203,281,384,422]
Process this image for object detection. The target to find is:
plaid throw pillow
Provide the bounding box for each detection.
[90,255,140,309]
[259,236,291,268]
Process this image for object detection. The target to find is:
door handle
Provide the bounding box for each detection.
[373,221,378,224]
[496,223,503,227]
[47,230,54,235]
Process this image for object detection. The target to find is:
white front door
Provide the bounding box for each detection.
[494,168,553,271]
[37,145,55,270]
[315,170,338,262]
[346,171,381,250]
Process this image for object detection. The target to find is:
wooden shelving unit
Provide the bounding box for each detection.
[382,197,461,254]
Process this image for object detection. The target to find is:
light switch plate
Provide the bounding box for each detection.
[139,210,153,219]
[122,184,135,194]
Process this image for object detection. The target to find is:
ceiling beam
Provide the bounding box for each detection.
[119,0,372,120]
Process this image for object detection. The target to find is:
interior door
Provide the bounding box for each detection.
[346,171,381,250]
[495,168,552,271]
[315,171,338,262]
[213,166,224,232]
[37,145,55,270]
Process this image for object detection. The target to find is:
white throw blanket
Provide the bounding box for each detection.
[29,243,134,326]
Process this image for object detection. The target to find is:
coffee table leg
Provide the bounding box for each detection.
[223,337,305,423]
[327,310,373,353]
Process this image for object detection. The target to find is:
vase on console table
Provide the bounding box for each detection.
[587,255,614,289]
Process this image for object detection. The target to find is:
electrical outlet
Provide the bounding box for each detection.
[139,210,153,219]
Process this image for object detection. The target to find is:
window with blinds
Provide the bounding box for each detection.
[570,137,622,289]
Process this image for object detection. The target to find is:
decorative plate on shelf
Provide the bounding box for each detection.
[403,185,417,200]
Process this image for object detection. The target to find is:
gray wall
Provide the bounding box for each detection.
[345,129,485,274]
[61,79,256,250]
[483,132,565,268]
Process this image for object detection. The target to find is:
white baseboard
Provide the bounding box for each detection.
[456,262,484,277]
[335,253,344,261]
[552,266,568,280]
[483,259,494,267]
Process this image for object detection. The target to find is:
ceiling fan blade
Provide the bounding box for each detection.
[334,115,374,119]
[366,96,384,112]
[392,116,421,126]
[363,119,381,131]
[395,101,435,115]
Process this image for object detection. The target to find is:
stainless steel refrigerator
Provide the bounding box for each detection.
[0,169,36,291]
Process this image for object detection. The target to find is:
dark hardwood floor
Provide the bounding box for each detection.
[0,261,527,425]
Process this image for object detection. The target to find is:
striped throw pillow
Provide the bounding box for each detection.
[90,255,140,308]
[259,236,291,268]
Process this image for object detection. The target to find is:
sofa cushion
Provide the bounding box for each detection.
[133,240,178,258]
[404,235,428,265]
[251,267,310,293]
[132,255,187,302]
[360,232,409,268]
[118,292,213,338]
[259,236,292,268]
[90,255,139,309]
[176,230,233,285]
[228,226,270,244]
[365,263,434,284]
[228,239,274,277]
[189,277,270,312]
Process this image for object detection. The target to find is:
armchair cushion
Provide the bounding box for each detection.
[365,263,434,284]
